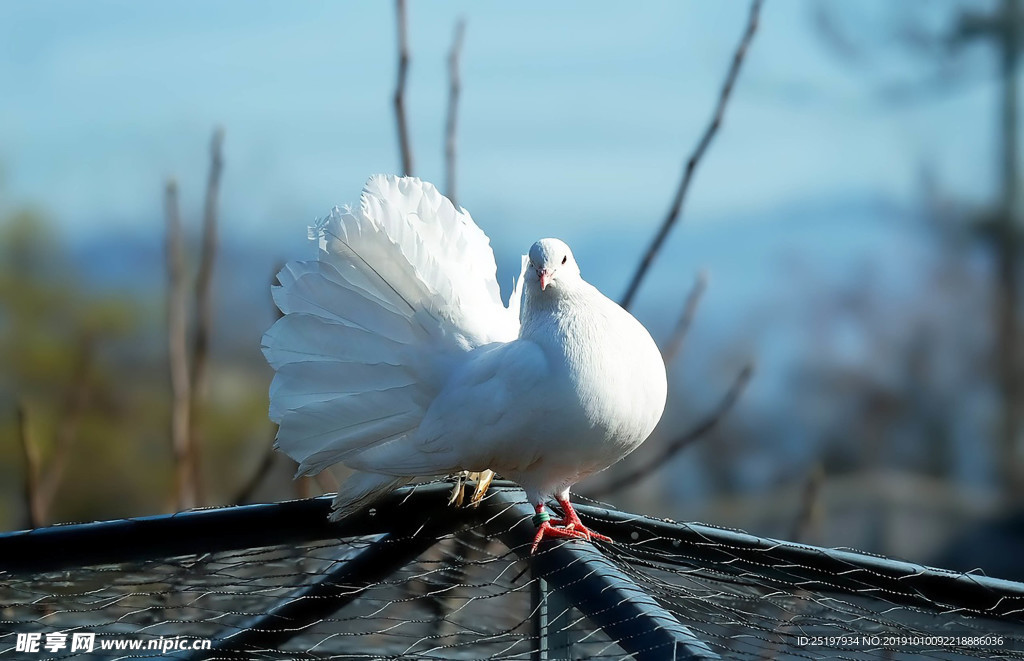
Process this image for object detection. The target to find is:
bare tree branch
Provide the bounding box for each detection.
[164,178,195,511]
[621,0,762,310]
[813,3,982,106]
[811,2,868,65]
[17,404,42,528]
[790,460,825,544]
[232,435,278,506]
[588,363,754,498]
[235,267,286,507]
[36,331,93,517]
[315,471,340,493]
[185,126,224,508]
[394,0,414,176]
[294,479,308,499]
[445,18,466,206]
[662,270,708,365]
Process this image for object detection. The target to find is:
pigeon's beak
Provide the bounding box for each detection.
[538,269,552,291]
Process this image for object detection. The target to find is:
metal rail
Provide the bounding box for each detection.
[481,490,721,661]
[570,500,1024,621]
[2,480,1022,625]
[0,482,460,574]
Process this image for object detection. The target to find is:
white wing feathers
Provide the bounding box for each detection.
[330,175,514,345]
[262,176,521,494]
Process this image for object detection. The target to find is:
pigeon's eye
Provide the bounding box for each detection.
[561,256,567,265]
[528,260,535,268]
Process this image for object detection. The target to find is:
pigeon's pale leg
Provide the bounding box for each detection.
[448,470,496,508]
[470,470,495,506]
[448,472,467,507]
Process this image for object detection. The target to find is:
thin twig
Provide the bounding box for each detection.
[445,18,466,206]
[620,0,763,310]
[315,471,340,493]
[662,270,708,365]
[790,461,825,544]
[186,126,224,508]
[394,0,414,176]
[36,331,93,516]
[232,434,278,506]
[295,477,313,500]
[165,178,194,511]
[295,471,339,499]
[17,404,43,528]
[234,266,285,507]
[589,363,754,497]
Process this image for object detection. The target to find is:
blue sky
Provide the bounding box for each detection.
[0,0,995,251]
[0,1,998,424]
[0,0,1000,403]
[0,1,1008,502]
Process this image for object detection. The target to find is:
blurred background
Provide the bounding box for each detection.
[3,0,1023,581]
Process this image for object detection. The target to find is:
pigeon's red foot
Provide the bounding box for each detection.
[556,497,612,543]
[530,500,611,554]
[531,519,590,554]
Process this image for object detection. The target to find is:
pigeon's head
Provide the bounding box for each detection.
[526,238,581,293]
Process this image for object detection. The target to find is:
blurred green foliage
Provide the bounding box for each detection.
[0,208,274,530]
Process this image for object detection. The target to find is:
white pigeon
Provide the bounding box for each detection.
[262,175,667,552]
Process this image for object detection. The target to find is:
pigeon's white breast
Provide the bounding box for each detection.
[522,283,668,475]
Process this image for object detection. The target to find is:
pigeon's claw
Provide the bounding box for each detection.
[531,520,590,554]
[449,470,496,508]
[556,497,612,543]
[448,472,467,507]
[530,500,611,554]
[542,518,611,545]
[470,469,495,507]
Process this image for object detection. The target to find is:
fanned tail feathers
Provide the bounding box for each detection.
[262,175,519,515]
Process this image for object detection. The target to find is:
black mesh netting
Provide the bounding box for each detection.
[1,485,1022,660]
[1,535,605,659]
